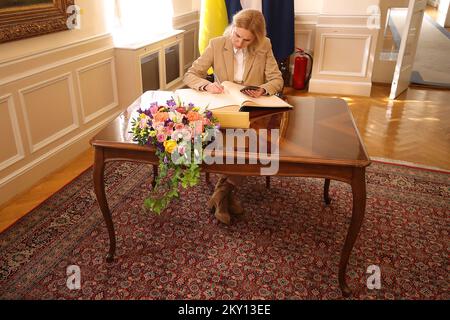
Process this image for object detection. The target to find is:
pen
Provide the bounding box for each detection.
[213,73,220,84]
[213,73,224,93]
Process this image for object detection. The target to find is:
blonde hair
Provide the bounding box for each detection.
[224,9,267,52]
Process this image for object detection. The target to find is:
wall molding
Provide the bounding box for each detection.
[317,33,372,77]
[0,45,114,87]
[0,94,25,171]
[76,57,119,124]
[316,14,381,29]
[0,109,122,189]
[0,33,112,66]
[295,12,320,25]
[294,29,314,51]
[293,13,319,57]
[18,72,79,154]
[309,78,372,96]
[309,11,380,96]
[173,11,199,29]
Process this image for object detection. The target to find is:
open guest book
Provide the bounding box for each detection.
[175,81,292,128]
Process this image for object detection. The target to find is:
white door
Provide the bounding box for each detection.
[389,0,427,99]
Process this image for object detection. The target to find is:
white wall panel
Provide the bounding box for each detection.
[0,94,24,170]
[76,57,118,124]
[18,73,79,153]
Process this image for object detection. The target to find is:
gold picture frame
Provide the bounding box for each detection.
[0,0,75,43]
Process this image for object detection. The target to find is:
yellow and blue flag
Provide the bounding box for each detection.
[198,0,229,55]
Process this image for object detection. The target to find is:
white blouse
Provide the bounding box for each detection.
[233,47,246,84]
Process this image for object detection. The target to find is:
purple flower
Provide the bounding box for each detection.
[164,156,169,164]
[156,143,165,152]
[206,111,213,119]
[188,103,195,108]
[167,99,177,107]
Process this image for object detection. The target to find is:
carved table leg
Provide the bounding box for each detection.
[338,168,366,297]
[324,179,331,205]
[93,147,116,263]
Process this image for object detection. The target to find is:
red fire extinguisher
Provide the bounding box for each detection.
[292,48,313,90]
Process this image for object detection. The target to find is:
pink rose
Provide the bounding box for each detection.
[165,122,174,135]
[157,133,167,142]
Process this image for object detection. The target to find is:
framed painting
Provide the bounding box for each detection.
[0,0,75,43]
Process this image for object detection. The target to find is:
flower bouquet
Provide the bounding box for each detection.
[130,98,219,214]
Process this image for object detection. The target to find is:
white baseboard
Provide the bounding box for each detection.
[309,79,372,96]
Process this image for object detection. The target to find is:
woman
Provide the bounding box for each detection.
[183,9,283,225]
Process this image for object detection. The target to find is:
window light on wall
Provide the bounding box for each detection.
[107,0,174,46]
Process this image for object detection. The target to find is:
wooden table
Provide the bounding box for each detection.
[90,91,371,297]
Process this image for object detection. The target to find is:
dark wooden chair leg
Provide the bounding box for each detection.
[324,179,331,205]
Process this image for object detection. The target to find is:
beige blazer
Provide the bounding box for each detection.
[183,36,283,96]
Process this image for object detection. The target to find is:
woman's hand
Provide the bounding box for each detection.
[242,87,265,98]
[205,82,224,94]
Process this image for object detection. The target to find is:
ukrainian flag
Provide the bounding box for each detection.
[198,0,229,55]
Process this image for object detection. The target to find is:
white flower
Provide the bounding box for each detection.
[169,111,184,123]
[197,105,207,114]
[171,130,184,141]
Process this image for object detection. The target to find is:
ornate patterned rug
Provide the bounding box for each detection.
[0,161,448,300]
